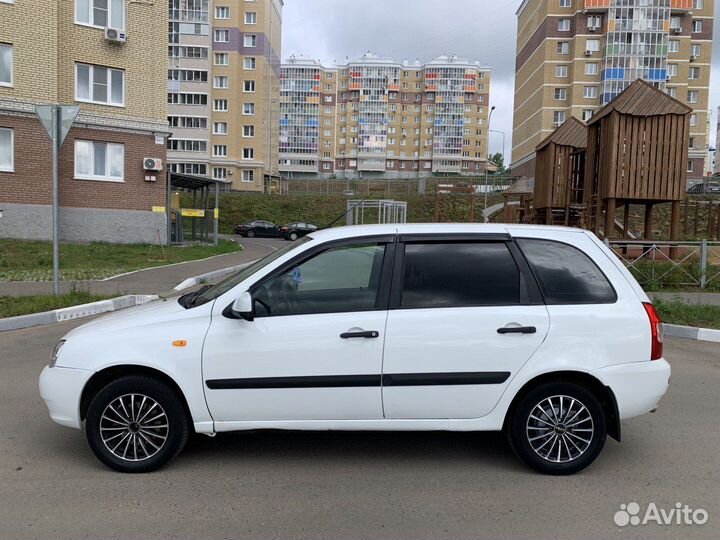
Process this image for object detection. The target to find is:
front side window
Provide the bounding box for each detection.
[255,243,387,317]
[400,242,520,309]
[517,239,616,304]
[76,0,125,29]
[76,63,124,106]
[0,128,13,172]
[74,140,124,181]
[0,44,12,86]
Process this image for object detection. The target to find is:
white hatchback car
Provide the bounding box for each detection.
[40,224,670,475]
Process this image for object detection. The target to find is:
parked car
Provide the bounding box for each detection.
[234,220,281,238]
[687,182,720,195]
[40,224,670,475]
[281,222,318,241]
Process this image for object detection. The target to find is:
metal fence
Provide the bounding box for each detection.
[285,176,518,196]
[608,240,720,289]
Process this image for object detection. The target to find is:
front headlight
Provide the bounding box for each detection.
[49,340,66,368]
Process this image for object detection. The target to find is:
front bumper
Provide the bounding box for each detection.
[592,359,671,420]
[39,365,94,430]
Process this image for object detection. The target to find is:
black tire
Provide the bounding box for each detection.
[508,382,606,475]
[247,230,256,238]
[85,375,189,473]
[289,232,298,241]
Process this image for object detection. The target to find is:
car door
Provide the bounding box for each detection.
[381,235,550,420]
[202,236,395,424]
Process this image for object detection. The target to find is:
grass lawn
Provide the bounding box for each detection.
[0,239,242,281]
[0,291,114,318]
[654,297,720,330]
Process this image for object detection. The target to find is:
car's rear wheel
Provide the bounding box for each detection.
[85,376,189,473]
[289,232,298,241]
[508,382,606,475]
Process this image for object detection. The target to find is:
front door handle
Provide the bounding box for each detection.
[340,330,380,339]
[497,326,537,335]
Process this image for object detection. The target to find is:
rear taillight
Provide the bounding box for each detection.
[643,302,664,361]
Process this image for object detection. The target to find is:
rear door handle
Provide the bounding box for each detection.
[497,326,537,335]
[340,330,380,339]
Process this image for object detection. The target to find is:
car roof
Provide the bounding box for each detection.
[307,223,588,242]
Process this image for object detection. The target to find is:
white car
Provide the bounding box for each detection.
[39,224,670,475]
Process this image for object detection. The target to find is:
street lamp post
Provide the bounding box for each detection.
[484,105,496,211]
[490,129,506,170]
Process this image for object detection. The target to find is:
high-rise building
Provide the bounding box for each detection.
[167,0,282,192]
[279,54,492,179]
[0,0,170,243]
[512,0,713,178]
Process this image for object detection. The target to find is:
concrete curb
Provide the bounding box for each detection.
[0,295,158,332]
[174,261,257,291]
[664,323,720,343]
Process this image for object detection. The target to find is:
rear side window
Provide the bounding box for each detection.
[517,239,616,305]
[400,242,520,308]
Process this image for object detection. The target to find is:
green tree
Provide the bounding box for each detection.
[488,152,507,174]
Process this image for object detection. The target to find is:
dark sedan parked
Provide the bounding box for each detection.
[234,220,281,238]
[280,222,319,241]
[687,182,720,195]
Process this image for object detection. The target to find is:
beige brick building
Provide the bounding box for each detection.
[0,0,170,243]
[279,54,492,179]
[512,0,714,178]
[167,0,282,192]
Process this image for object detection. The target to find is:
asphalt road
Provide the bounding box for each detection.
[1,320,718,540]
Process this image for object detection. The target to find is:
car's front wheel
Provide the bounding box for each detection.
[289,232,299,241]
[508,382,606,475]
[85,376,189,473]
[247,230,256,238]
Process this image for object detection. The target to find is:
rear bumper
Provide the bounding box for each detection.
[592,359,671,420]
[39,365,94,430]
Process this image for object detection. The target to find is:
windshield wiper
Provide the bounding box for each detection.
[178,285,212,309]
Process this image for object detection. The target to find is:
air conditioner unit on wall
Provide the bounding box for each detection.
[585,50,593,56]
[144,158,163,171]
[672,27,682,34]
[105,27,127,43]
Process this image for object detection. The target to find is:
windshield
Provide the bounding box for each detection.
[183,236,313,308]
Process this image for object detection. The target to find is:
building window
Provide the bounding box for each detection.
[553,111,566,126]
[244,57,256,70]
[215,6,229,19]
[670,16,682,30]
[213,122,228,135]
[585,63,599,75]
[689,137,695,149]
[667,64,678,78]
[689,66,700,80]
[688,90,699,104]
[213,144,227,157]
[554,88,567,101]
[588,15,601,29]
[0,128,13,172]
[168,92,207,105]
[214,53,229,66]
[244,80,255,92]
[558,19,571,31]
[243,125,255,137]
[242,148,254,160]
[693,0,703,8]
[692,20,702,33]
[666,87,678,98]
[559,0,570,6]
[214,99,228,111]
[244,34,257,47]
[691,44,701,57]
[556,65,568,78]
[214,29,229,43]
[242,170,254,183]
[243,103,255,115]
[245,11,257,24]
[687,160,694,173]
[168,69,208,83]
[0,44,12,86]
[74,140,124,182]
[75,0,125,29]
[557,42,569,55]
[586,39,600,52]
[213,167,228,180]
[167,139,207,152]
[582,109,594,121]
[690,113,697,127]
[76,63,124,106]
[168,116,208,129]
[213,75,229,88]
[669,40,680,53]
[583,86,598,99]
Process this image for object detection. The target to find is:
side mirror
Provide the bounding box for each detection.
[224,291,254,321]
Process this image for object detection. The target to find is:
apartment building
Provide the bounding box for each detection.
[0,0,169,243]
[512,0,714,178]
[279,54,492,179]
[167,0,282,192]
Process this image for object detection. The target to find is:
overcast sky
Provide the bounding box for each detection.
[283,0,720,168]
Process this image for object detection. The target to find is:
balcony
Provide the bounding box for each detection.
[168,9,209,23]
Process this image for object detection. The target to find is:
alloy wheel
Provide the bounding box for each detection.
[99,394,169,462]
[525,395,594,463]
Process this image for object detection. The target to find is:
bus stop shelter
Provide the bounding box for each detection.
[167,172,225,245]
